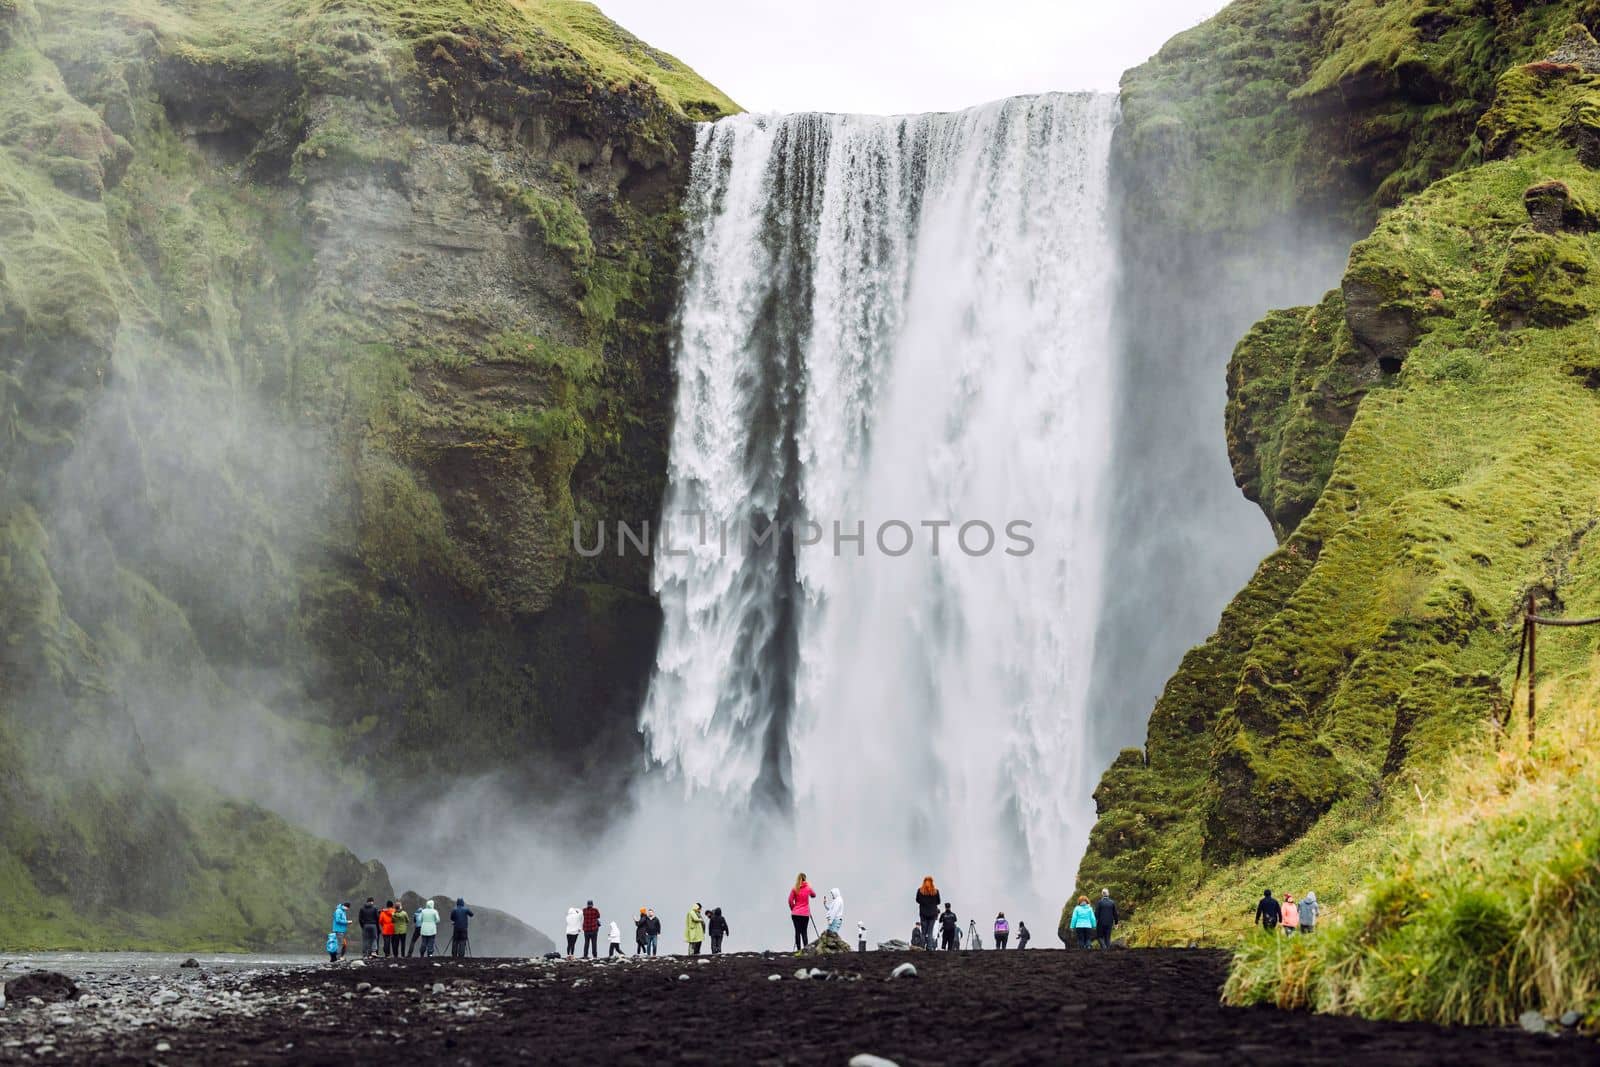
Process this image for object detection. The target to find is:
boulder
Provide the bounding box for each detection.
[876,939,910,951]
[3,973,78,1004]
[400,892,556,956]
[1523,180,1598,234]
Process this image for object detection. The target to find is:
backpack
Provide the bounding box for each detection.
[325,933,339,954]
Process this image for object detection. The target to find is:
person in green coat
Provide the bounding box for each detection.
[392,903,411,956]
[685,903,706,956]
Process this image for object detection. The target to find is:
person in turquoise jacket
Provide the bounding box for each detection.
[330,901,350,960]
[1070,896,1096,949]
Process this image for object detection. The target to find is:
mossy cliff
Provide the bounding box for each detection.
[0,0,733,949]
[1080,3,1600,1023]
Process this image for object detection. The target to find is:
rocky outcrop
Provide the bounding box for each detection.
[1226,290,1376,539]
[0,0,734,948]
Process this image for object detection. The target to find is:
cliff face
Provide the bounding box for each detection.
[0,0,734,948]
[1078,0,1600,974]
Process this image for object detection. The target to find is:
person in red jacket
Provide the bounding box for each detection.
[378,901,398,957]
[788,873,817,952]
[581,900,601,958]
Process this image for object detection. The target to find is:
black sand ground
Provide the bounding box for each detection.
[3,949,1594,1065]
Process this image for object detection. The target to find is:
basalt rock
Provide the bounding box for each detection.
[1524,180,1600,233]
[3,973,79,1004]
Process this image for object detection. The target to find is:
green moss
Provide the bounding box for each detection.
[1226,290,1378,538]
[36,0,737,120]
[1118,0,1599,242]
[1087,29,1600,1018]
[290,97,413,183]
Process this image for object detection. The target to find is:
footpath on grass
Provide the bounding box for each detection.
[1,949,1595,1065]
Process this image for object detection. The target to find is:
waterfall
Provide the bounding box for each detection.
[641,93,1119,924]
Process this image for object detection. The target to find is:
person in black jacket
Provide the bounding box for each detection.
[915,876,941,950]
[1016,921,1031,949]
[646,909,662,956]
[450,898,474,957]
[634,909,649,955]
[357,898,380,958]
[1095,889,1119,950]
[708,907,730,954]
[938,903,959,950]
[1254,889,1282,931]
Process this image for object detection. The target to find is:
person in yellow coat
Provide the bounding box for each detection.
[685,902,706,955]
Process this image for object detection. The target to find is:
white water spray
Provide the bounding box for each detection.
[636,92,1120,939]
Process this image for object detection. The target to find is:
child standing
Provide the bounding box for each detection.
[709,907,730,954]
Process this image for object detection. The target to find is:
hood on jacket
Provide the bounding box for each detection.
[1305,891,1317,903]
[456,898,466,906]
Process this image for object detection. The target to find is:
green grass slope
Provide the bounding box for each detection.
[1080,17,1600,1027]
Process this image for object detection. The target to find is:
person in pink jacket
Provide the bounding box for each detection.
[788,872,817,951]
[1281,893,1300,935]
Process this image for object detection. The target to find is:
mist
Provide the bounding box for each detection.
[1085,215,1357,766]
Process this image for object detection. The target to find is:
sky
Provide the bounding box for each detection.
[595,0,1229,115]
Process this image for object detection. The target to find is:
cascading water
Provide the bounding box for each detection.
[641,92,1119,933]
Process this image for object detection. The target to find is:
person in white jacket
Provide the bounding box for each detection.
[608,920,623,957]
[824,887,845,934]
[416,900,441,958]
[564,906,582,958]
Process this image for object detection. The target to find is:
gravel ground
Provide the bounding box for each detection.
[0,949,1593,1065]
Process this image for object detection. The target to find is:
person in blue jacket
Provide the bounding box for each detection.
[450,898,474,957]
[330,901,350,960]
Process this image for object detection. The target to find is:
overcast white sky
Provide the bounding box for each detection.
[595,0,1228,115]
